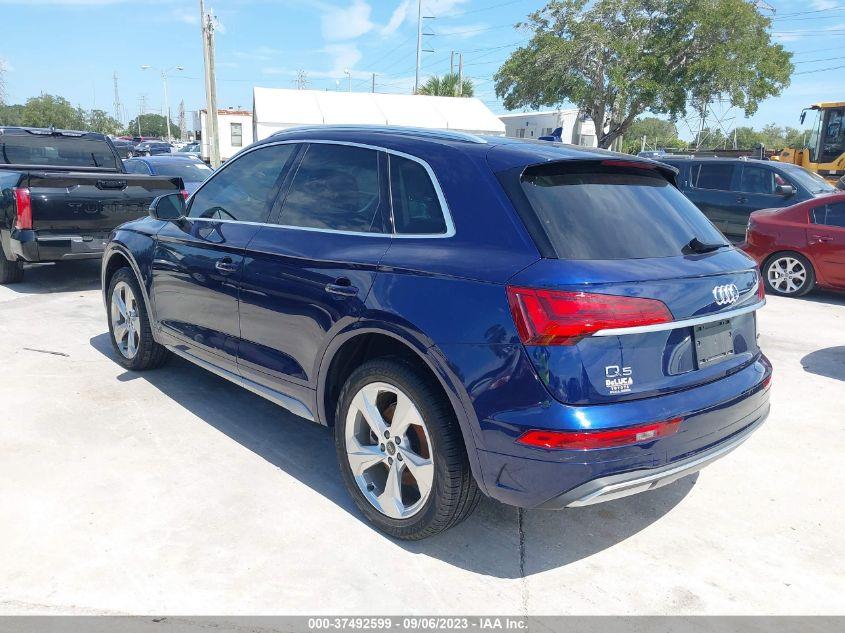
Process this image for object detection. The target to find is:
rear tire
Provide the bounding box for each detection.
[334,357,481,540]
[106,267,170,370]
[0,249,24,284]
[763,252,815,297]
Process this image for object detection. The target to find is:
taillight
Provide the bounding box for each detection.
[517,417,683,450]
[180,189,190,200]
[506,286,673,346]
[13,187,32,230]
[756,273,765,300]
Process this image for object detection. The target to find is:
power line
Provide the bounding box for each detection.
[776,4,845,17]
[795,63,845,74]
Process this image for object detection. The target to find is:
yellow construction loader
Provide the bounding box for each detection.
[775,102,845,184]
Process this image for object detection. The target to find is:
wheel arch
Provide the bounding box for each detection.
[101,243,157,327]
[316,324,488,495]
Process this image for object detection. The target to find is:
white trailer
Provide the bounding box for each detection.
[499,109,597,147]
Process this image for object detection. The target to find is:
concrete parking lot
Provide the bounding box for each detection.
[0,259,843,615]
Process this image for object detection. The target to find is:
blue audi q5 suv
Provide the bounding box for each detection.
[101,127,771,539]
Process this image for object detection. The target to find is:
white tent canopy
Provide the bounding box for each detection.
[252,87,505,139]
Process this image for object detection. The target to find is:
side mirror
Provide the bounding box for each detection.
[149,193,186,221]
[775,184,796,197]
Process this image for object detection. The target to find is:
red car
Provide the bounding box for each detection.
[742,192,845,296]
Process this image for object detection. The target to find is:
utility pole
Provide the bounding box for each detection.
[178,100,186,141]
[642,135,646,153]
[293,69,309,90]
[344,68,352,92]
[413,1,435,94]
[200,0,221,167]
[137,94,147,136]
[457,52,463,96]
[112,72,123,126]
[371,73,376,93]
[450,51,454,76]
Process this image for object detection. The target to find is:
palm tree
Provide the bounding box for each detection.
[417,73,474,97]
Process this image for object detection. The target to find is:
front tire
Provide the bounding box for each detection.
[106,267,170,370]
[335,358,481,540]
[763,252,815,297]
[0,249,24,284]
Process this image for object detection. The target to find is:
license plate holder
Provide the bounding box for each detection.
[694,318,734,368]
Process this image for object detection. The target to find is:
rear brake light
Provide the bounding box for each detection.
[180,189,190,200]
[13,188,32,230]
[600,159,657,170]
[517,417,683,450]
[756,273,765,300]
[506,286,672,345]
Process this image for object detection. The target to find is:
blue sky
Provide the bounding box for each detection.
[1,0,843,139]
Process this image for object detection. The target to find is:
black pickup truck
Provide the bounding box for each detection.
[0,126,182,283]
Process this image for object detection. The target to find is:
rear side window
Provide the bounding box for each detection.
[389,154,447,234]
[812,201,845,227]
[188,143,295,222]
[0,134,118,169]
[692,163,735,191]
[519,163,728,260]
[124,160,151,175]
[278,143,385,233]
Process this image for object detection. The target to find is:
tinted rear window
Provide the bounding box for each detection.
[0,134,118,169]
[519,163,728,260]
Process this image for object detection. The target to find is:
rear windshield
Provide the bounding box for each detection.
[0,133,118,169]
[519,163,729,260]
[153,161,213,182]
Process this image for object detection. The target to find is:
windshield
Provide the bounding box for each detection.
[154,161,212,181]
[0,134,118,169]
[780,163,837,194]
[519,163,729,260]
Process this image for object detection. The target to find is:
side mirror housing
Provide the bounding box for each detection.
[149,193,186,221]
[775,184,796,197]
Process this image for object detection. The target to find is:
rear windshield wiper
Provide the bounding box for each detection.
[683,237,728,255]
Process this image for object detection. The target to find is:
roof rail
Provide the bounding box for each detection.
[270,125,488,144]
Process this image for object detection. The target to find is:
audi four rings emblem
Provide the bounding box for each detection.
[712,284,740,306]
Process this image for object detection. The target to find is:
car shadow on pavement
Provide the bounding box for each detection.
[90,332,694,579]
[1,260,101,295]
[800,290,845,307]
[801,346,845,382]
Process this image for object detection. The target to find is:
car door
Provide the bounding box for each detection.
[686,162,739,237]
[808,200,845,288]
[237,141,392,401]
[150,143,298,372]
[733,164,792,238]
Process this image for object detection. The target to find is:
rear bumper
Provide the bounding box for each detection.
[536,408,767,509]
[7,229,108,262]
[473,354,772,509]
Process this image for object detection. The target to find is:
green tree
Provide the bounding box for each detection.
[124,113,179,139]
[623,117,685,153]
[17,94,87,129]
[495,0,793,149]
[418,73,475,97]
[86,109,122,135]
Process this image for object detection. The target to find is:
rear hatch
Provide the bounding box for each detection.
[26,171,181,233]
[499,158,765,406]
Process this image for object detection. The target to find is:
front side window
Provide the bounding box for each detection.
[277,143,384,233]
[389,154,447,235]
[739,166,777,195]
[188,144,296,222]
[692,163,735,191]
[231,123,243,148]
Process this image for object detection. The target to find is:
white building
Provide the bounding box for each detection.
[251,87,506,140]
[499,109,597,147]
[191,108,254,162]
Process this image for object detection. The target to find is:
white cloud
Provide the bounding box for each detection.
[381,0,410,36]
[321,0,374,42]
[171,7,198,26]
[323,42,363,74]
[811,0,838,9]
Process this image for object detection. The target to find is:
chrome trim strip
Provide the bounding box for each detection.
[186,138,455,239]
[566,417,762,507]
[165,344,315,421]
[592,299,765,337]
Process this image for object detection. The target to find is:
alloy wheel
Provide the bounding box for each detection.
[767,256,807,295]
[110,281,141,359]
[344,382,434,520]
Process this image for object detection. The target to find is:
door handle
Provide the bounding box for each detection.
[811,234,834,243]
[214,258,239,273]
[325,278,359,297]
